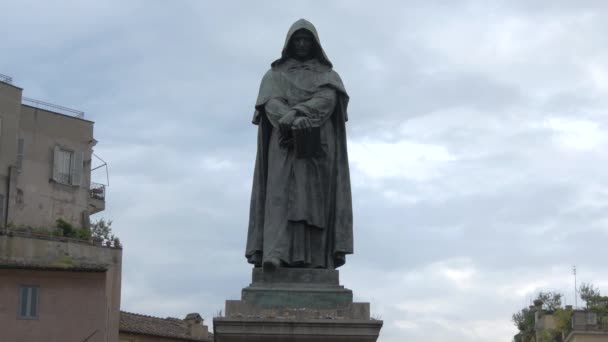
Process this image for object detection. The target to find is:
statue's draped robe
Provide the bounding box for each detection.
[246,19,353,269]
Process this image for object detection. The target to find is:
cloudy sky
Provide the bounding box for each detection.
[3,1,608,341]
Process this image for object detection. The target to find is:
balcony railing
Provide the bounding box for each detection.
[572,310,608,330]
[1,228,120,249]
[0,73,12,84]
[22,97,84,119]
[90,183,106,201]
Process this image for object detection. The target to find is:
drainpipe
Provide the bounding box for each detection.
[4,166,11,229]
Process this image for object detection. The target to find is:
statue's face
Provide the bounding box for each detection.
[290,29,315,60]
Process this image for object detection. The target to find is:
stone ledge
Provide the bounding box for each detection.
[225,300,370,320]
[213,317,383,342]
[241,286,353,309]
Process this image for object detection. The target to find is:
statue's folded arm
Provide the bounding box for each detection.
[264,98,291,127]
[292,87,337,127]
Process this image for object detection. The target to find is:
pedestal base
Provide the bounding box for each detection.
[214,318,383,342]
[241,267,354,311]
[213,268,382,342]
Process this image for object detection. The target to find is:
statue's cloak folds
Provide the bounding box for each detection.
[246,19,353,267]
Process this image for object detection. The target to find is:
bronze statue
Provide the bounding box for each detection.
[246,19,353,270]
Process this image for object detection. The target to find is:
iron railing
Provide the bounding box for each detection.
[572,310,608,330]
[1,228,120,248]
[22,97,84,119]
[0,73,13,84]
[90,183,106,201]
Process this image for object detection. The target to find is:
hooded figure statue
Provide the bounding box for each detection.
[246,19,353,269]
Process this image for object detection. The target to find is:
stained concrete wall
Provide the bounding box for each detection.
[0,82,21,177]
[0,235,122,342]
[0,81,22,225]
[0,79,101,229]
[10,105,95,229]
[0,269,107,342]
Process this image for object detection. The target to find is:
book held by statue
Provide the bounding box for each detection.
[294,126,321,158]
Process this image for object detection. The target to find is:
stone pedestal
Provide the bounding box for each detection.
[214,268,382,342]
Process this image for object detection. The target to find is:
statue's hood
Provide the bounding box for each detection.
[272,19,332,68]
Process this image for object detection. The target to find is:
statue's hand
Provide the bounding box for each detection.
[279,110,297,136]
[292,117,312,133]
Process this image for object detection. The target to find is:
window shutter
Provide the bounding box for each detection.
[16,138,24,173]
[29,287,39,317]
[19,287,28,317]
[52,146,61,182]
[71,151,83,186]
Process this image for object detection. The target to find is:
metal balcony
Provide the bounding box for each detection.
[89,182,106,214]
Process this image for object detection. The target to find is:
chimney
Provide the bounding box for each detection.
[184,313,209,339]
[532,299,544,339]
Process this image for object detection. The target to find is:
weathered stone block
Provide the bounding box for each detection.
[242,286,353,309]
[215,268,382,341]
[225,300,370,320]
[213,318,383,342]
[251,267,339,285]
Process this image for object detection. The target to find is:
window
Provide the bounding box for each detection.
[52,146,83,186]
[55,147,72,184]
[18,286,39,319]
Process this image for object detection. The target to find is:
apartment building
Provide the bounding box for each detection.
[0,233,122,342]
[0,73,105,231]
[564,310,608,342]
[0,73,212,342]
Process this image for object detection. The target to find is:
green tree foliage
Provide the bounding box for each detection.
[579,283,608,326]
[56,218,75,237]
[512,307,535,342]
[537,291,562,311]
[579,283,601,308]
[55,218,90,239]
[552,308,573,335]
[91,218,114,244]
[512,291,570,342]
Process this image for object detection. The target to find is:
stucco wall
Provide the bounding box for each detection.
[0,82,21,178]
[11,105,95,229]
[0,269,107,342]
[0,82,22,225]
[0,235,122,342]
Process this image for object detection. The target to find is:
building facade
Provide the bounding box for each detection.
[0,73,118,341]
[0,233,122,342]
[517,301,608,342]
[0,74,105,231]
[564,310,608,342]
[0,73,213,342]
